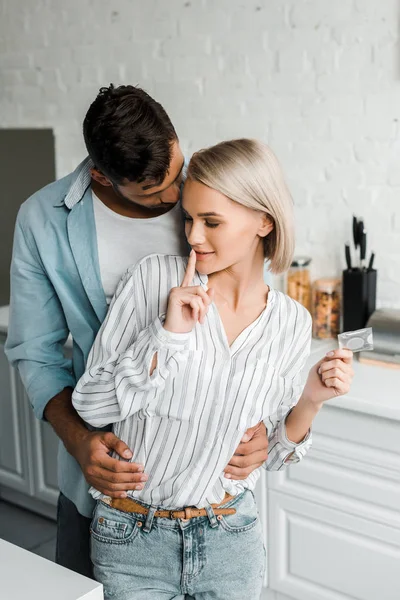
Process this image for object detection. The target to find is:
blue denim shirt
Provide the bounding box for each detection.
[6,157,184,517]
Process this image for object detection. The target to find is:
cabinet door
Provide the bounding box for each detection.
[29,411,59,506]
[0,340,33,494]
[268,491,400,600]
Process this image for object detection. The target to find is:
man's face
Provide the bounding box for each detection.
[93,141,185,210]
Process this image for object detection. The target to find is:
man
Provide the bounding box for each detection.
[5,84,269,578]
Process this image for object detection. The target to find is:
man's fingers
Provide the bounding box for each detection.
[181,249,197,287]
[91,467,147,487]
[98,454,145,474]
[226,449,268,471]
[236,434,268,456]
[241,422,263,443]
[88,478,144,498]
[102,432,134,461]
[224,461,265,481]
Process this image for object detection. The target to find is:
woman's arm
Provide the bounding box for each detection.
[265,347,354,470]
[72,261,191,428]
[285,347,354,443]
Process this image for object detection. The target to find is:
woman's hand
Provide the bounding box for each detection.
[303,348,354,408]
[164,249,214,334]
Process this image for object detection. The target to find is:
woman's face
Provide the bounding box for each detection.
[182,179,273,275]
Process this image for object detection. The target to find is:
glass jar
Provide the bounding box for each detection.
[312,278,341,339]
[287,257,312,311]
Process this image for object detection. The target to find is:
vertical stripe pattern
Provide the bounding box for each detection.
[72,254,312,509]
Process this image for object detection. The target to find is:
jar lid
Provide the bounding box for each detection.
[291,256,312,267]
[314,278,341,293]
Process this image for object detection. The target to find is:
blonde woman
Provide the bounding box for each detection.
[73,139,354,600]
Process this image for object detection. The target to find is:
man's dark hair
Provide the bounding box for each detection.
[83,84,178,185]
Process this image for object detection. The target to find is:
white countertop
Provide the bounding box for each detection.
[1,304,400,422]
[0,539,103,600]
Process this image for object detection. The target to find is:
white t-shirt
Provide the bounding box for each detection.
[92,191,188,303]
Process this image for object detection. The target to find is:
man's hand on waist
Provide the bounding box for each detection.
[75,430,148,498]
[223,422,269,481]
[44,387,148,498]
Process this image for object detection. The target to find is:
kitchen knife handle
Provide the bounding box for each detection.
[360,231,367,267]
[352,215,359,249]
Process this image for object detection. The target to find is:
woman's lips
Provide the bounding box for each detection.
[195,251,214,261]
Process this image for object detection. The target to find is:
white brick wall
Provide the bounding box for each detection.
[1,0,399,308]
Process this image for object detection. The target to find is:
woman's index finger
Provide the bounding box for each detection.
[181,249,196,287]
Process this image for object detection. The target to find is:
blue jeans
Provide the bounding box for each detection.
[90,490,266,599]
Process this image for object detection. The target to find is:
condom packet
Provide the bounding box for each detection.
[338,327,374,352]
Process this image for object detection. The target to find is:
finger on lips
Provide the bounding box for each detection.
[181,249,196,287]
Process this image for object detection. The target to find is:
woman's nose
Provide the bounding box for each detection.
[186,221,205,246]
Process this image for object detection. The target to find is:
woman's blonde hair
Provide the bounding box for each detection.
[187,139,295,274]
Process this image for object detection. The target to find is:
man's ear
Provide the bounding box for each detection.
[258,214,274,239]
[90,168,113,187]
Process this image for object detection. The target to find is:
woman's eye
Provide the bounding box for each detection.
[183,215,219,228]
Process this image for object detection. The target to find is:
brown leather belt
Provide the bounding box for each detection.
[104,493,236,521]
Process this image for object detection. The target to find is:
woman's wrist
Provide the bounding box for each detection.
[285,393,322,444]
[297,390,324,413]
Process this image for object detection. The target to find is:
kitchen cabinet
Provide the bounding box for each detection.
[0,332,33,496]
[264,340,400,600]
[0,316,59,519]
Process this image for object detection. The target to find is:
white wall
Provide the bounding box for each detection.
[1,0,399,307]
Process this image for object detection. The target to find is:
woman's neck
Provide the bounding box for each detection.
[207,254,268,313]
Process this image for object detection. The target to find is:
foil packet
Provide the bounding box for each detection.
[338,327,374,352]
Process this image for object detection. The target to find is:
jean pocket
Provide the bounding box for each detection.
[218,491,260,533]
[90,503,139,545]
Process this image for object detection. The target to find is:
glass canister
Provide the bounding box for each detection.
[312,278,341,339]
[287,257,312,311]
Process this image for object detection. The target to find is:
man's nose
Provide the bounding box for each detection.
[161,184,180,205]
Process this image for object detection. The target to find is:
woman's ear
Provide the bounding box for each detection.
[258,214,274,238]
[90,168,113,187]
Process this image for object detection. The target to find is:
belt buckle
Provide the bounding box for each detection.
[170,510,181,520]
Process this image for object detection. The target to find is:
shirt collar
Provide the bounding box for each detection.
[62,156,94,209]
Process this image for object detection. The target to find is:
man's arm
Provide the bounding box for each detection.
[45,388,147,497]
[5,210,146,497]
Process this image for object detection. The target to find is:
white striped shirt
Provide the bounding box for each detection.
[73,254,312,509]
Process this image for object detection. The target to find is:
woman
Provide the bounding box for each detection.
[73,139,353,600]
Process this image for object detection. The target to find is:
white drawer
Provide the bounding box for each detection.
[268,404,400,525]
[269,490,400,600]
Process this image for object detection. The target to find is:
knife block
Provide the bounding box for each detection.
[342,268,377,331]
